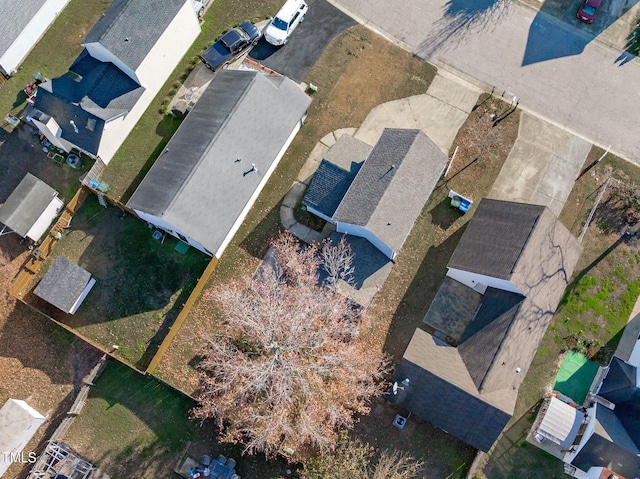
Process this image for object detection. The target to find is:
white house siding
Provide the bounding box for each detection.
[0,0,70,76]
[96,1,200,164]
[132,209,212,255]
[335,222,395,259]
[81,42,139,84]
[446,267,524,295]
[306,206,334,224]
[26,196,64,242]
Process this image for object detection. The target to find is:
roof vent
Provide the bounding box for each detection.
[124,37,129,42]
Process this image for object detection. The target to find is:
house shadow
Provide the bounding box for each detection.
[522,0,639,66]
[382,226,467,359]
[430,196,465,230]
[118,114,183,204]
[414,0,510,58]
[238,202,284,261]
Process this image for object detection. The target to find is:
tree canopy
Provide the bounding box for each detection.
[193,233,388,459]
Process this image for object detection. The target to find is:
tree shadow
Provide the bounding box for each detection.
[415,0,510,58]
[522,0,640,66]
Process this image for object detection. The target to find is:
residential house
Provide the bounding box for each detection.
[127,69,311,257]
[528,333,640,478]
[0,0,70,77]
[0,173,63,243]
[303,128,448,260]
[29,0,200,163]
[391,199,583,452]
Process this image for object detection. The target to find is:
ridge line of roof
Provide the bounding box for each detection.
[509,209,542,276]
[476,300,524,393]
[84,0,130,46]
[164,71,259,213]
[333,128,419,223]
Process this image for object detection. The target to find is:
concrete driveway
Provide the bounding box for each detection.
[354,72,480,152]
[332,0,640,163]
[489,113,591,216]
[249,0,356,82]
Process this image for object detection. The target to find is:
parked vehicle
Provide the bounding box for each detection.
[264,0,308,46]
[201,22,261,71]
[191,0,211,17]
[576,0,603,23]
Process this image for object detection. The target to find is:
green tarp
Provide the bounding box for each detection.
[552,351,600,404]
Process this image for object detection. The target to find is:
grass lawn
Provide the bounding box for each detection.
[101,0,283,201]
[22,195,209,370]
[64,361,284,478]
[478,147,640,478]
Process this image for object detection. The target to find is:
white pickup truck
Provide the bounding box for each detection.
[191,0,211,17]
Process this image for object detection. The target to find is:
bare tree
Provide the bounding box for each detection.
[301,431,424,479]
[193,233,388,459]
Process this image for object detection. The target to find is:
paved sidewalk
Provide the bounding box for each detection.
[489,113,591,216]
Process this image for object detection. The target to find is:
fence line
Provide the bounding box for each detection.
[145,255,219,374]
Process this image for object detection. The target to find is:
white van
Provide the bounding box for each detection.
[264,0,309,46]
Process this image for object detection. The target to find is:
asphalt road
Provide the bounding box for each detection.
[250,0,356,83]
[333,0,640,163]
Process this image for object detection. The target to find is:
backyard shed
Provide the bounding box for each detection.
[0,0,70,76]
[0,173,63,242]
[0,399,46,477]
[34,256,95,314]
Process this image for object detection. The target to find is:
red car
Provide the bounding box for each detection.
[576,0,603,23]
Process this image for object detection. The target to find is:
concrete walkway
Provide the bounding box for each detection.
[280,72,481,243]
[489,113,591,216]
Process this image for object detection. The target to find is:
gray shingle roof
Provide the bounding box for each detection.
[598,357,640,447]
[40,50,145,121]
[82,0,187,71]
[571,404,640,478]
[447,199,545,280]
[0,0,47,60]
[332,129,448,254]
[0,173,59,237]
[303,135,371,217]
[127,70,311,256]
[303,160,358,217]
[402,199,583,451]
[34,88,104,155]
[34,257,93,313]
[393,328,514,452]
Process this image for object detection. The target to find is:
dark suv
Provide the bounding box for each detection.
[201,22,261,71]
